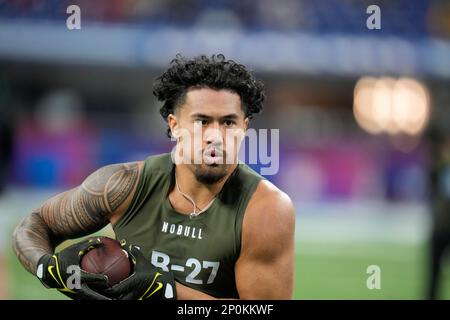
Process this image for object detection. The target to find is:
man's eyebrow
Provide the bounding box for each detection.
[190,113,240,120]
[190,113,212,119]
[220,114,239,120]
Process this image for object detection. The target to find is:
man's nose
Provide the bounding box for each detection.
[204,126,223,145]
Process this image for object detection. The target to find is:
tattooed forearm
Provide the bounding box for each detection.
[12,211,55,273]
[11,162,142,275]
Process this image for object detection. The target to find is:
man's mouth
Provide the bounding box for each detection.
[203,147,224,165]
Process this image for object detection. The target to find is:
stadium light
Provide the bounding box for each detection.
[353,76,430,137]
[353,77,381,134]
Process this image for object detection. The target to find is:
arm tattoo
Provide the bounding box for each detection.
[12,162,142,274]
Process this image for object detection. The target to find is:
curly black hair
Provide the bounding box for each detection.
[153,54,265,137]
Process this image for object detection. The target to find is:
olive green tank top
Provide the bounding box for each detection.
[112,153,263,298]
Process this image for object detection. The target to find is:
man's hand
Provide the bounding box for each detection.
[104,245,176,300]
[36,238,111,300]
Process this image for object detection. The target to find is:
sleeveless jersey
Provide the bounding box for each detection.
[112,153,263,298]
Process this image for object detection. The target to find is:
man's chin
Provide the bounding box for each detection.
[192,164,228,185]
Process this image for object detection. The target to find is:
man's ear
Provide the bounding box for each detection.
[244,118,249,131]
[168,114,179,138]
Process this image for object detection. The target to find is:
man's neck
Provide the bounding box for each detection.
[174,164,237,204]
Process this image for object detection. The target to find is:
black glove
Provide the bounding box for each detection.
[36,237,111,300]
[104,245,176,300]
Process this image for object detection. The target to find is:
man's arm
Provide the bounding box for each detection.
[12,162,143,274]
[176,180,296,300]
[235,180,295,299]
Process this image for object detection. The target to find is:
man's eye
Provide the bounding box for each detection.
[195,119,208,125]
[224,120,235,126]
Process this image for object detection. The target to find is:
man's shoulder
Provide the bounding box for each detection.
[244,179,295,235]
[82,161,143,192]
[251,179,294,211]
[78,161,143,224]
[240,179,295,260]
[88,152,173,190]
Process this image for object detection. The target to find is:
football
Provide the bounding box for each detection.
[80,237,131,287]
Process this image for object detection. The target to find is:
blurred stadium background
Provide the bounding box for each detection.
[0,0,450,299]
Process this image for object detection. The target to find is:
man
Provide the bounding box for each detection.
[12,54,295,300]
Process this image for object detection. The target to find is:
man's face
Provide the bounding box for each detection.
[168,87,248,185]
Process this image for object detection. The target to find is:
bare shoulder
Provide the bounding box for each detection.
[246,179,295,224]
[82,162,143,195]
[242,179,296,255]
[80,161,144,223]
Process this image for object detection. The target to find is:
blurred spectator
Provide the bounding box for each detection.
[12,89,98,188]
[0,0,441,37]
[426,126,450,299]
[254,0,305,31]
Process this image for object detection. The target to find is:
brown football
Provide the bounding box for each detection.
[80,237,131,287]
